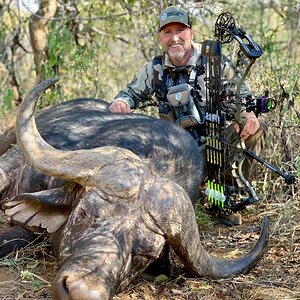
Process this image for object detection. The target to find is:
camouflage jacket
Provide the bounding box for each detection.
[114,41,250,113]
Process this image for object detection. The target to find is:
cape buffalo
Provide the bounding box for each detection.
[0,78,269,300]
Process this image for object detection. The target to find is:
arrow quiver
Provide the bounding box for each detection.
[201,40,228,209]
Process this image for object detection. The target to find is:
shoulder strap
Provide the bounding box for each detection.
[189,54,206,85]
[152,55,168,99]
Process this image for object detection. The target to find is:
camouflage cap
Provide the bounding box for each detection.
[159,6,191,31]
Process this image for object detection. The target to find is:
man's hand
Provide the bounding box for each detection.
[109,100,131,113]
[234,111,260,141]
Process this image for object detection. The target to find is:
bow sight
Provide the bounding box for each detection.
[244,91,277,116]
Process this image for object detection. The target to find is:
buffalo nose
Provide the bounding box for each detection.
[54,275,109,300]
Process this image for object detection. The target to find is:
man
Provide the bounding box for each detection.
[109,6,267,225]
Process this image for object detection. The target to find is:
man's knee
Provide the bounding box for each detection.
[244,119,267,154]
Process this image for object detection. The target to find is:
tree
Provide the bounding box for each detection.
[29,0,58,82]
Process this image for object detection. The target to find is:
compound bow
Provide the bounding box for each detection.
[203,12,295,213]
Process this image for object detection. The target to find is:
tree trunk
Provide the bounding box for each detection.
[29,0,58,82]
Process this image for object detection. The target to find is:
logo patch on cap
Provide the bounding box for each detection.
[161,12,167,21]
[159,6,191,31]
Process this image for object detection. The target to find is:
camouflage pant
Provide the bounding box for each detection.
[225,119,268,181]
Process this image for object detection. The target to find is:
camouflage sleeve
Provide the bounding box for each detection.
[222,55,252,111]
[114,61,154,109]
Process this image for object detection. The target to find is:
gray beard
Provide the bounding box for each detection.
[167,47,190,64]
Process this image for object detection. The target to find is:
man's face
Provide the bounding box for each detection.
[158,22,194,65]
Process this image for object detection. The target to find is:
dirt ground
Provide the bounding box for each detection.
[0,183,299,300]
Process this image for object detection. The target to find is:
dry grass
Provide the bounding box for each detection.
[0,180,299,299]
[0,112,16,135]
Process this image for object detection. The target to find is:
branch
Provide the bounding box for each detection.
[90,26,130,44]
[29,0,58,82]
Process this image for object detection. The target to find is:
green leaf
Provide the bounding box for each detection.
[154,274,169,283]
[48,55,58,67]
[3,88,14,110]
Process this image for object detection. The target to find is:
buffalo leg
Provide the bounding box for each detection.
[0,225,37,257]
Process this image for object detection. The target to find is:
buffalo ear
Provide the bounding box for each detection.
[4,188,72,233]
